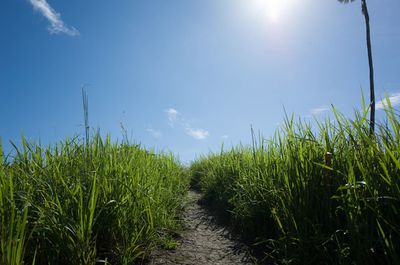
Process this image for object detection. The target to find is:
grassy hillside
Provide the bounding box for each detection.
[191,102,400,264]
[0,135,189,265]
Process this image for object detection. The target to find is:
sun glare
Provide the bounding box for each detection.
[249,0,294,24]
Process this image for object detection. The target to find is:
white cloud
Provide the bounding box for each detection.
[29,0,79,36]
[146,128,162,139]
[310,106,329,115]
[165,108,180,127]
[185,128,209,140]
[165,107,209,140]
[221,135,229,139]
[376,93,400,110]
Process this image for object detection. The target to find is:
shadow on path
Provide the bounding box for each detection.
[149,190,255,265]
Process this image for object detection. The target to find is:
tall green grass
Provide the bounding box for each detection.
[0,134,189,264]
[191,101,400,264]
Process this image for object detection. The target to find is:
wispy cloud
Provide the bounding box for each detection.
[146,128,162,139]
[376,92,400,110]
[310,106,329,116]
[221,135,229,139]
[165,108,180,128]
[165,108,209,140]
[185,128,209,140]
[29,0,79,36]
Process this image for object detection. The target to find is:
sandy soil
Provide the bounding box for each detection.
[148,191,254,265]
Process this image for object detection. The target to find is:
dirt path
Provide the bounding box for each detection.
[149,191,254,265]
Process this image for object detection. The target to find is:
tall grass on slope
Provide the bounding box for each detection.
[191,102,400,264]
[0,134,189,264]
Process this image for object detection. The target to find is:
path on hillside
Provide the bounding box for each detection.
[149,191,254,265]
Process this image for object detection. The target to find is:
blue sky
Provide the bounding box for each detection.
[1,0,399,162]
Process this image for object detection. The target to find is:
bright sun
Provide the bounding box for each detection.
[249,0,293,24]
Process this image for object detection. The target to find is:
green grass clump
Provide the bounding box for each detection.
[190,102,400,264]
[0,134,189,265]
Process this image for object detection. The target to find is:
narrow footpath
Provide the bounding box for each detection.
[149,191,254,265]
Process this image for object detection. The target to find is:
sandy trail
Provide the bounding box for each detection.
[149,191,254,265]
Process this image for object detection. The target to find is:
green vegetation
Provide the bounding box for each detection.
[3,98,400,265]
[190,100,400,264]
[0,134,189,264]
